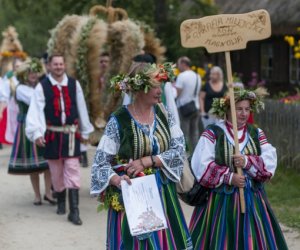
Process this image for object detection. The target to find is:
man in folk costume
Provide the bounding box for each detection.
[26,55,94,225]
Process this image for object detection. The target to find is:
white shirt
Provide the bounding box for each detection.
[25,73,94,142]
[0,75,18,102]
[175,70,201,109]
[16,85,35,105]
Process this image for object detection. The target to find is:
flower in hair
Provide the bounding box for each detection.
[110,62,175,94]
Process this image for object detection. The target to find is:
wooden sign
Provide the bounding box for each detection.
[180,9,271,53]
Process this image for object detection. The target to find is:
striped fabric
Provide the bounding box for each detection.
[189,184,288,250]
[258,131,268,146]
[201,130,216,143]
[106,175,193,250]
[8,115,48,174]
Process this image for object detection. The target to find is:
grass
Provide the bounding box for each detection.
[265,165,300,230]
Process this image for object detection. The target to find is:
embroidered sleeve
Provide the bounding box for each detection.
[191,128,233,188]
[156,108,186,182]
[245,129,277,182]
[90,116,120,195]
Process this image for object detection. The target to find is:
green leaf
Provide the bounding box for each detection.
[97,203,105,213]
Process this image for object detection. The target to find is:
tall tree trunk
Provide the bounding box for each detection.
[154,0,168,35]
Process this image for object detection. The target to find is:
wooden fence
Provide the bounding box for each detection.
[255,99,300,169]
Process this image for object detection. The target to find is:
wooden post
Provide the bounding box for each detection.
[225,51,246,213]
[180,9,271,213]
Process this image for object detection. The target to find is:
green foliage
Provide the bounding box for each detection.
[0,0,67,56]
[266,165,300,230]
[75,17,97,103]
[0,0,217,62]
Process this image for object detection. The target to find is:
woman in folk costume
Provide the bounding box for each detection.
[91,62,192,249]
[189,88,288,249]
[0,58,23,144]
[0,76,6,147]
[8,58,56,206]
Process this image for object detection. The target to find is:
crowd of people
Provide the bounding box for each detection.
[0,51,288,249]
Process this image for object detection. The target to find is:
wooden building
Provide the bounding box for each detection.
[209,0,300,93]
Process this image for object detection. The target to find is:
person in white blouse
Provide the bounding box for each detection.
[0,58,23,143]
[8,58,55,206]
[26,55,94,225]
[175,56,201,152]
[189,88,287,249]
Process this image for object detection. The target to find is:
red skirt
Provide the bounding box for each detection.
[0,107,10,144]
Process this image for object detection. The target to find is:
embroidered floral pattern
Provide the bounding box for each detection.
[62,86,71,116]
[52,86,61,117]
[247,155,272,182]
[200,161,229,188]
[51,85,72,117]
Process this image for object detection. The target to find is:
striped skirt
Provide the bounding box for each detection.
[106,173,193,250]
[8,121,48,174]
[189,181,288,250]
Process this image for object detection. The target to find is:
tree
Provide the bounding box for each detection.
[0,0,218,63]
[0,0,67,56]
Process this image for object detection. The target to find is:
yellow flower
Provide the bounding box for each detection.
[173,68,180,76]
[110,193,124,212]
[295,53,300,59]
[285,36,295,47]
[290,36,295,46]
[191,66,196,71]
[197,67,206,78]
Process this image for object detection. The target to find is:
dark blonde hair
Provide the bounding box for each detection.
[128,62,160,89]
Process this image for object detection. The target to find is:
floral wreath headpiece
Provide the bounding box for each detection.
[110,62,175,94]
[16,57,44,83]
[210,87,269,118]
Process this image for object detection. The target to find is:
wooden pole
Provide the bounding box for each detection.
[225,51,246,214]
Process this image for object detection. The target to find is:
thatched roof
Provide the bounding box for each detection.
[215,0,300,35]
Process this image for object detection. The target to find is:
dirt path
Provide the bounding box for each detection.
[0,145,299,249]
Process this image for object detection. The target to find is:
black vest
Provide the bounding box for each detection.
[41,76,80,159]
